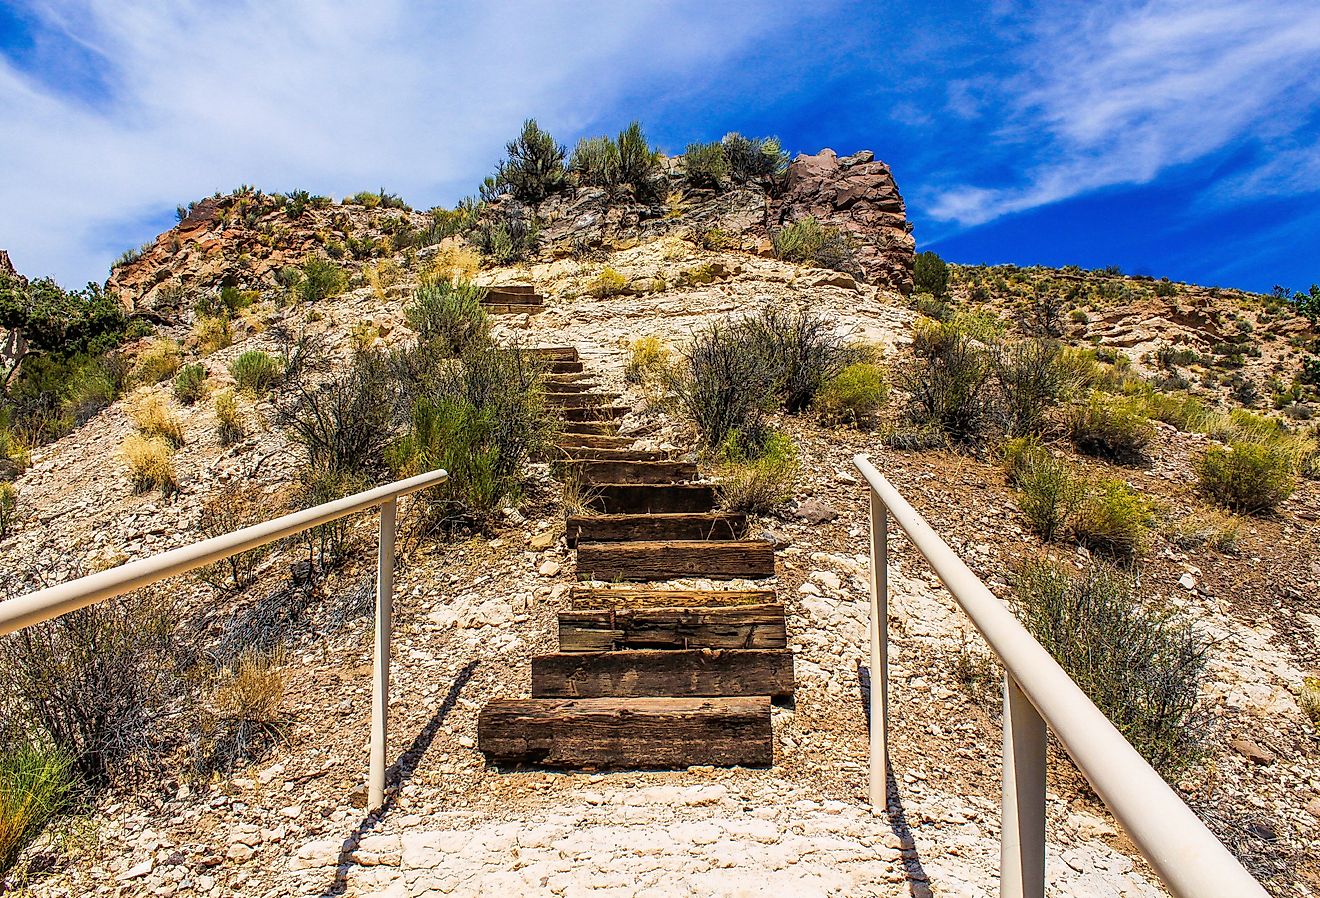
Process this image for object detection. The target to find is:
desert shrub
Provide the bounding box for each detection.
[296,256,347,304]
[615,121,662,199]
[131,339,181,385]
[296,466,368,571]
[0,738,74,874]
[129,394,185,446]
[122,435,177,493]
[899,319,990,441]
[721,133,789,184]
[469,202,539,264]
[421,242,481,284]
[681,141,728,189]
[1072,477,1153,555]
[388,344,551,532]
[913,293,952,321]
[1195,442,1295,513]
[230,350,282,394]
[1015,561,1208,777]
[568,136,621,188]
[993,339,1064,437]
[281,351,399,476]
[1005,438,1083,542]
[745,305,860,413]
[816,361,888,425]
[666,318,776,451]
[0,483,16,539]
[195,483,272,591]
[586,267,627,298]
[913,251,949,298]
[191,316,232,354]
[715,430,799,515]
[172,364,207,405]
[772,217,857,274]
[193,649,286,776]
[1144,391,1215,432]
[1066,392,1154,462]
[405,279,489,356]
[213,391,245,446]
[0,590,180,784]
[1301,677,1320,728]
[487,119,567,204]
[625,336,672,385]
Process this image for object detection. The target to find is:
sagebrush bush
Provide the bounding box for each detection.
[615,122,662,199]
[1015,561,1208,777]
[681,141,728,189]
[280,351,398,476]
[993,339,1063,437]
[230,350,282,394]
[721,133,788,183]
[193,649,287,776]
[624,337,672,385]
[1195,442,1295,513]
[172,363,207,405]
[667,319,776,452]
[122,434,177,493]
[469,202,539,264]
[816,361,888,425]
[487,119,567,203]
[569,136,621,188]
[214,391,244,446]
[772,217,857,274]
[913,251,949,298]
[405,279,489,357]
[715,431,799,515]
[0,483,17,539]
[1005,438,1082,542]
[1067,392,1155,462]
[0,590,180,784]
[132,339,181,384]
[1072,477,1153,556]
[745,306,860,413]
[899,319,990,441]
[296,256,347,304]
[0,738,74,874]
[129,394,185,446]
[589,267,628,298]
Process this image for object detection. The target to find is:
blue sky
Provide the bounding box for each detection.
[1,0,1318,293]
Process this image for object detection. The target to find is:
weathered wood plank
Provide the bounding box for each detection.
[557,447,669,462]
[528,346,579,361]
[565,460,697,484]
[563,405,627,422]
[556,433,635,449]
[571,588,777,610]
[484,303,542,315]
[576,540,774,581]
[484,284,538,297]
[559,605,787,652]
[561,421,621,437]
[583,484,715,514]
[477,696,772,769]
[544,381,597,394]
[545,393,619,409]
[530,649,793,698]
[565,513,746,546]
[544,360,584,374]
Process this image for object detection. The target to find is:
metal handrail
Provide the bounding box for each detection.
[853,454,1266,898]
[0,467,449,812]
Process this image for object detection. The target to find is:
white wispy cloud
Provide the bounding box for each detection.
[926,0,1320,226]
[0,0,813,285]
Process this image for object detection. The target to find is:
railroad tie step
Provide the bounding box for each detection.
[528,346,579,362]
[544,359,584,375]
[563,405,628,422]
[576,539,775,581]
[530,648,793,699]
[564,460,697,485]
[477,696,772,769]
[543,380,598,394]
[565,512,746,546]
[545,392,622,409]
[561,421,621,437]
[582,484,715,514]
[557,447,669,462]
[555,433,636,449]
[558,604,787,652]
[484,303,543,315]
[570,587,777,610]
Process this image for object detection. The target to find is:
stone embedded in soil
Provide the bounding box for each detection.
[794,498,841,524]
[1229,738,1277,765]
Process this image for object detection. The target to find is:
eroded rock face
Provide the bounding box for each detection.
[773,149,915,294]
[0,249,18,280]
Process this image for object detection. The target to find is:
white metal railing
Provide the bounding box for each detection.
[0,468,449,813]
[854,454,1266,898]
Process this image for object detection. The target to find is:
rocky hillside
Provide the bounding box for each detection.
[1,136,1318,898]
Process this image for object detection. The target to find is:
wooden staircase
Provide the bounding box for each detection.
[478,347,792,770]
[481,284,544,315]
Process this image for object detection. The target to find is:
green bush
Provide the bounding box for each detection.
[279,351,397,476]
[667,318,777,452]
[721,133,789,183]
[715,430,799,515]
[772,217,857,274]
[569,136,621,188]
[1015,561,1207,777]
[1004,438,1082,542]
[744,305,859,413]
[615,122,662,199]
[214,391,244,446]
[681,142,728,189]
[132,339,182,385]
[469,202,539,264]
[913,251,949,298]
[487,119,568,204]
[296,256,346,304]
[1066,392,1155,462]
[815,361,888,425]
[588,267,628,298]
[1195,442,1295,513]
[898,319,990,441]
[992,339,1063,437]
[0,737,75,874]
[173,363,207,404]
[0,482,16,539]
[405,279,489,357]
[389,344,552,532]
[230,350,282,394]
[1072,477,1153,556]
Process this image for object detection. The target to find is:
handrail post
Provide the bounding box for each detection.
[368,497,397,813]
[867,489,889,814]
[1001,674,1046,898]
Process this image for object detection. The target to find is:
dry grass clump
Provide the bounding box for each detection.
[589,267,628,298]
[122,434,177,493]
[214,391,245,445]
[1066,392,1154,462]
[1196,442,1296,513]
[131,339,182,385]
[191,316,232,354]
[1300,677,1320,728]
[0,740,74,874]
[815,361,888,426]
[714,431,799,515]
[0,483,17,539]
[624,336,672,385]
[421,241,481,284]
[129,394,185,446]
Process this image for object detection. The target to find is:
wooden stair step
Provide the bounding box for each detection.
[565,460,697,485]
[558,447,668,462]
[583,484,715,514]
[484,283,537,295]
[546,393,621,409]
[477,696,772,769]
[561,421,620,437]
[571,587,777,610]
[485,303,542,315]
[559,605,787,652]
[529,346,579,361]
[544,371,593,383]
[531,649,792,698]
[555,434,636,449]
[576,540,775,581]
[545,360,584,374]
[544,381,597,394]
[563,405,627,422]
[565,512,745,546]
